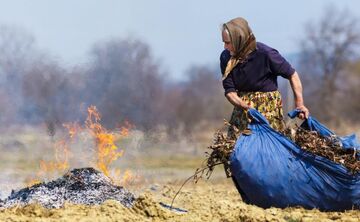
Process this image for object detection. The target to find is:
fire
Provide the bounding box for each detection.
[26,133,71,186]
[39,140,70,173]
[63,122,80,139]
[85,106,136,184]
[85,106,125,178]
[118,120,133,137]
[113,169,135,185]
[27,105,134,186]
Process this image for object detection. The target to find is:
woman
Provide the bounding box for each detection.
[220,17,309,140]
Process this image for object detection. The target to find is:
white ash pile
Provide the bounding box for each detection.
[0,168,135,209]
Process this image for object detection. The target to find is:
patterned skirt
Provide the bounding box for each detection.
[227,91,285,140]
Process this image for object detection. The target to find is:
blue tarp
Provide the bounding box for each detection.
[230,108,360,211]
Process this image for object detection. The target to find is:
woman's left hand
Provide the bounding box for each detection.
[296,105,309,119]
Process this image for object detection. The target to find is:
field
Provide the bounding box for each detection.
[0,125,359,221]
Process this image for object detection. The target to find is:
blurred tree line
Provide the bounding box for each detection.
[0,6,359,137]
[0,25,230,136]
[298,6,360,126]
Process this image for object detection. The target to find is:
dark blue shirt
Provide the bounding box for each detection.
[220,42,295,95]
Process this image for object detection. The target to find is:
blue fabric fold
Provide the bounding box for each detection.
[230,109,359,211]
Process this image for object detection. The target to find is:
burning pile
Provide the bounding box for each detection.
[0,168,135,209]
[27,105,134,188]
[282,127,360,173]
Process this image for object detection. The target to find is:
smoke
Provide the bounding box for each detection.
[0,23,231,142]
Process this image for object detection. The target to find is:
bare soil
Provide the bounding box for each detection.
[0,180,359,222]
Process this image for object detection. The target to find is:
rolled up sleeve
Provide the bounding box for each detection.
[267,48,295,79]
[222,74,236,96]
[220,50,236,95]
[220,50,231,75]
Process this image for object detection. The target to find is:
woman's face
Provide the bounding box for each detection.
[222,30,235,55]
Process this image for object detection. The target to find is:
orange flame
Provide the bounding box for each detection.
[118,120,134,137]
[113,169,137,186]
[39,141,70,172]
[26,132,71,186]
[63,122,80,139]
[27,105,133,186]
[85,106,125,178]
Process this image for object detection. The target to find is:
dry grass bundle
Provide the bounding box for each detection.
[193,122,251,181]
[282,127,360,174]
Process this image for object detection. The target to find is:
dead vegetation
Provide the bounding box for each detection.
[282,126,360,173]
[198,123,360,182]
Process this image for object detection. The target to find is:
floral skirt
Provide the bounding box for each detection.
[227,91,285,140]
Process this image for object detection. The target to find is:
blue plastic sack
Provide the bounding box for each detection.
[230,108,360,211]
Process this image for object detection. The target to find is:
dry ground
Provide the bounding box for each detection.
[0,180,359,222]
[0,125,359,221]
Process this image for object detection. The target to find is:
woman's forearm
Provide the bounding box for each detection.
[289,71,309,118]
[289,71,305,107]
[225,92,250,110]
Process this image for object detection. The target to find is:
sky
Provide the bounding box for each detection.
[0,0,359,80]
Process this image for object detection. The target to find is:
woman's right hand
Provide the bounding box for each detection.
[241,103,251,111]
[225,92,251,110]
